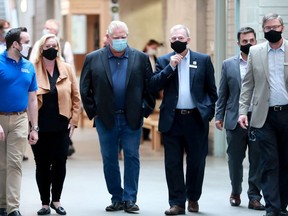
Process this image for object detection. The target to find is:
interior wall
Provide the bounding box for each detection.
[119,0,163,52]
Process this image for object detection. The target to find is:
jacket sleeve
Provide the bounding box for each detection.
[150,54,177,93]
[79,55,97,120]
[69,64,81,127]
[215,61,228,121]
[143,54,156,118]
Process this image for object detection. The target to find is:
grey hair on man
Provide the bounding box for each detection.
[107,20,129,36]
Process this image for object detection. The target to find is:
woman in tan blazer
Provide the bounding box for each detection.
[31,33,81,215]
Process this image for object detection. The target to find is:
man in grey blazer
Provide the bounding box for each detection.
[239,13,288,216]
[215,27,264,210]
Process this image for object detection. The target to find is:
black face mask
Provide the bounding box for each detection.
[171,41,187,53]
[240,43,252,55]
[264,30,282,43]
[42,47,58,60]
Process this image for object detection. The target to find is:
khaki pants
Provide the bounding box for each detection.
[0,113,28,214]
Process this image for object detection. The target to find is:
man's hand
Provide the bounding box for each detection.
[238,114,248,129]
[29,130,39,145]
[215,120,224,130]
[0,125,4,141]
[170,54,183,68]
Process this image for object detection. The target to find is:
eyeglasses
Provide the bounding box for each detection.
[170,36,187,43]
[263,25,282,32]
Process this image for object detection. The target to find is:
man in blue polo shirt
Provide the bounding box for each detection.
[0,27,39,216]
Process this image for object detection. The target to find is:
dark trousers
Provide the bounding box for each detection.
[256,109,288,214]
[162,110,208,208]
[31,130,69,205]
[226,123,262,201]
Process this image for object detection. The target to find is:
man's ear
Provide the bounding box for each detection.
[12,41,19,48]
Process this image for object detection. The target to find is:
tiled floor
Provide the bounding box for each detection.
[20,127,265,216]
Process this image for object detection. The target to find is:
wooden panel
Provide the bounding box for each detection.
[70,0,102,14]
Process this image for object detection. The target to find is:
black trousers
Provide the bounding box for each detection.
[162,110,209,208]
[226,123,262,201]
[256,109,288,214]
[31,130,70,205]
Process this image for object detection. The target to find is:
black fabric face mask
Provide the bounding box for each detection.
[264,30,282,43]
[42,47,58,60]
[240,43,252,55]
[171,41,187,53]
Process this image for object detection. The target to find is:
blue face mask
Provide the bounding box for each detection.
[112,39,127,52]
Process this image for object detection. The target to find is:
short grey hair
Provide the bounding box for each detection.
[262,13,284,28]
[170,24,190,37]
[107,21,129,36]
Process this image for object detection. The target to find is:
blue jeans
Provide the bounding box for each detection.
[95,114,142,203]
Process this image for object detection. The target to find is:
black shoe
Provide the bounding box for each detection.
[7,211,21,216]
[37,207,51,215]
[67,145,75,156]
[50,202,66,215]
[230,194,241,206]
[165,205,185,215]
[264,212,279,216]
[248,200,265,210]
[124,201,139,213]
[105,202,124,211]
[0,208,7,216]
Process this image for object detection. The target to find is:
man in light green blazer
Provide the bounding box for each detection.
[238,13,288,216]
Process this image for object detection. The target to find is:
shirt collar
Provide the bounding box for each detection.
[3,50,23,64]
[268,40,285,52]
[182,49,190,61]
[239,53,247,63]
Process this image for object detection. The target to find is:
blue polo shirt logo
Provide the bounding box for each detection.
[21,68,29,73]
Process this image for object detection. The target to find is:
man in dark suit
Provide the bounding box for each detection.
[150,24,218,215]
[215,27,264,210]
[80,20,154,213]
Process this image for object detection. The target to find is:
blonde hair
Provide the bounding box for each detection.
[33,33,62,63]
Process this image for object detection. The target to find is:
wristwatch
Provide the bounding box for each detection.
[31,126,40,132]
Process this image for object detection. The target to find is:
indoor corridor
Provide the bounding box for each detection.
[20,127,264,216]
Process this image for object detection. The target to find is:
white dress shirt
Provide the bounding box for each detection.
[176,51,195,109]
[268,42,288,106]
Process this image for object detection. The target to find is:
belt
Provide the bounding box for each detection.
[175,109,196,115]
[0,111,26,115]
[269,104,288,112]
[115,109,125,114]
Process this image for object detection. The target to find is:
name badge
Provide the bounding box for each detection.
[189,61,197,68]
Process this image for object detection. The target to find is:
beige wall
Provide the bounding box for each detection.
[206,0,215,61]
[119,0,163,52]
[226,0,237,58]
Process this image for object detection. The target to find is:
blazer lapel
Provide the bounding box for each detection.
[234,56,241,89]
[260,42,270,83]
[126,47,134,88]
[35,61,50,92]
[101,48,113,86]
[56,59,68,82]
[189,50,196,89]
